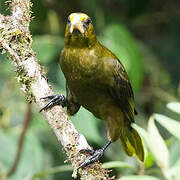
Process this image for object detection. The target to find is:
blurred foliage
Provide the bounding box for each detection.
[0,0,180,179]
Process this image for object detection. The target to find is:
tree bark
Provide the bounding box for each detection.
[0,0,110,179]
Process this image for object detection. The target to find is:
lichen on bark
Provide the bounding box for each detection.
[0,0,111,179]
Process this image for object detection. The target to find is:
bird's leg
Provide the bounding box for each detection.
[40,94,67,112]
[79,140,111,169]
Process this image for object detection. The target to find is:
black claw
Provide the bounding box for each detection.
[40,95,56,100]
[79,149,104,169]
[78,140,111,169]
[79,148,95,156]
[40,94,67,112]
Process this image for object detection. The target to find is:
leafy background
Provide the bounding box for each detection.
[0,0,180,179]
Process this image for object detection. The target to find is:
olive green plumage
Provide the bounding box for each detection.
[60,13,144,161]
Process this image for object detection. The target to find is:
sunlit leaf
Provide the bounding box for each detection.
[102,161,136,170]
[154,114,180,139]
[148,116,169,170]
[167,165,180,177]
[118,175,160,180]
[167,102,180,114]
[171,159,180,180]
[166,156,180,180]
[169,140,180,166]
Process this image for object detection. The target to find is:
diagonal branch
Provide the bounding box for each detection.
[0,0,110,179]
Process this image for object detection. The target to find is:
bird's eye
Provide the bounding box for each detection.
[67,17,71,24]
[84,18,91,26]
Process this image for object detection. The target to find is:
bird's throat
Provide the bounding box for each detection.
[65,33,96,48]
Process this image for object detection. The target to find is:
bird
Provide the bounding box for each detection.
[40,12,144,168]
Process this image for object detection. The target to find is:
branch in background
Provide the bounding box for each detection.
[0,0,110,179]
[0,163,7,180]
[7,104,32,177]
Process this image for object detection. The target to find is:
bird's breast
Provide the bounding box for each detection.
[60,46,120,118]
[61,47,102,83]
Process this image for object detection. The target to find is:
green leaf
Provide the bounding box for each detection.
[167,165,180,177]
[147,116,169,170]
[172,159,180,180]
[145,152,155,169]
[0,129,47,180]
[118,175,160,180]
[71,107,103,144]
[32,35,63,64]
[169,141,180,180]
[100,24,143,92]
[169,140,180,166]
[167,102,180,114]
[102,161,136,170]
[167,157,180,180]
[31,165,73,179]
[154,114,180,139]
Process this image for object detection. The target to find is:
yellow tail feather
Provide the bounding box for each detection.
[119,126,144,161]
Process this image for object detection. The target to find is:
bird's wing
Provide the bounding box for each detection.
[107,58,136,123]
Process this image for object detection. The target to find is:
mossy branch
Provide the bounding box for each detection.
[0,0,110,179]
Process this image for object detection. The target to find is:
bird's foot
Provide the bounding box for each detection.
[78,140,111,169]
[78,148,104,169]
[40,94,67,112]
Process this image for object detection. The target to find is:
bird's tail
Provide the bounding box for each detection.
[119,126,144,161]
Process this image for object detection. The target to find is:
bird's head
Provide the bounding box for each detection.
[65,13,96,47]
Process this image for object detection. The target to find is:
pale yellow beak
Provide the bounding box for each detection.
[69,23,85,34]
[69,20,85,34]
